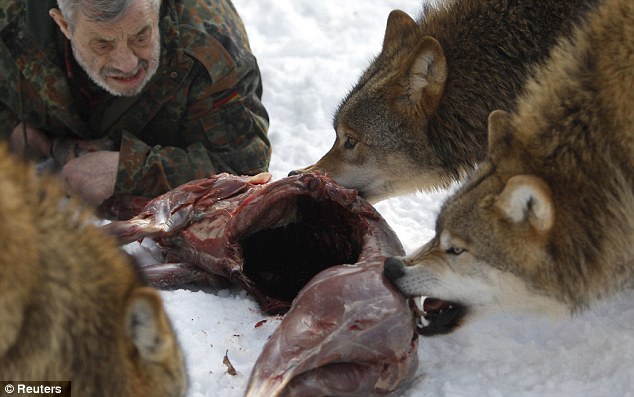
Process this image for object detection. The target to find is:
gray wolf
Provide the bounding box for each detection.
[385,0,633,327]
[292,0,596,203]
[0,143,187,396]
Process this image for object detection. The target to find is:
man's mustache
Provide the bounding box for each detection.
[102,59,149,78]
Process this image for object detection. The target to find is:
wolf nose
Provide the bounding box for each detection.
[384,257,406,281]
[288,169,302,176]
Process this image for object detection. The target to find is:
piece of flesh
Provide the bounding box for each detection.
[244,258,419,397]
[102,172,405,314]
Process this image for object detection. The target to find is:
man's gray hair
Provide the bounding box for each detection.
[57,0,161,30]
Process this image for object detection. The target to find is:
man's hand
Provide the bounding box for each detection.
[61,151,119,206]
[10,122,52,161]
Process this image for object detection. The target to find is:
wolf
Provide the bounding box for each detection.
[384,0,634,327]
[0,144,187,396]
[292,0,598,203]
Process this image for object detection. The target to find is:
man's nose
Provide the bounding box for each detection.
[110,45,138,74]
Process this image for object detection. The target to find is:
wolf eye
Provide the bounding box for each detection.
[344,135,358,149]
[446,246,465,255]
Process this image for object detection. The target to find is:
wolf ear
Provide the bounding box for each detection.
[399,36,447,111]
[125,287,174,362]
[496,175,554,233]
[383,10,417,49]
[487,110,514,156]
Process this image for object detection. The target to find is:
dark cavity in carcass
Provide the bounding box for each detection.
[240,196,364,302]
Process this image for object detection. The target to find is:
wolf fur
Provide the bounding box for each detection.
[293,0,597,203]
[384,0,633,319]
[0,144,187,396]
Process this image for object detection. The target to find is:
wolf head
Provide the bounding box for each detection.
[384,110,572,322]
[293,0,604,204]
[386,104,634,326]
[292,10,453,203]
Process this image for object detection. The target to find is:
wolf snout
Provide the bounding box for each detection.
[288,165,314,177]
[289,163,323,177]
[384,257,407,282]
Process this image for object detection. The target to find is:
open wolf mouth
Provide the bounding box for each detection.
[411,296,465,335]
[383,256,465,335]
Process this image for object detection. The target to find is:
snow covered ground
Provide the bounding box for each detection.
[126,1,634,396]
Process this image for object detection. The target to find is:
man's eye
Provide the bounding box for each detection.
[446,246,465,255]
[344,135,358,149]
[92,43,113,54]
[133,35,150,45]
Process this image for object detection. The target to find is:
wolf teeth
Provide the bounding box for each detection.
[417,316,431,328]
[413,296,431,328]
[414,296,428,313]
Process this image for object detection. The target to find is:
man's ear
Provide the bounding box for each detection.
[49,8,72,40]
[495,175,554,233]
[382,10,417,50]
[397,36,447,113]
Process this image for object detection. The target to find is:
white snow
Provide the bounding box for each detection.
[126,1,634,396]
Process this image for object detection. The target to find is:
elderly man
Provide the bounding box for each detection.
[0,0,271,208]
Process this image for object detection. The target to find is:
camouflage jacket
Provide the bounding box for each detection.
[0,0,271,197]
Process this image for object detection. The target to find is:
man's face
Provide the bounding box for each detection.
[63,0,161,96]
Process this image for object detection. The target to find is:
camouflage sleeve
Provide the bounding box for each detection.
[0,102,18,141]
[115,53,271,197]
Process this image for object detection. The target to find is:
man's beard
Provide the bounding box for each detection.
[71,39,161,97]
